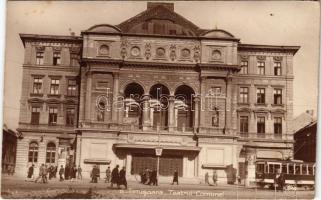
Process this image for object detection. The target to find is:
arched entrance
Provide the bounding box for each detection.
[175,85,195,131]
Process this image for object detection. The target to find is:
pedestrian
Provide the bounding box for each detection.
[77,165,82,179]
[65,164,70,180]
[205,172,209,185]
[54,165,58,178]
[110,165,120,188]
[91,165,99,183]
[48,165,54,180]
[150,169,158,186]
[42,164,48,183]
[118,166,128,189]
[145,168,151,184]
[105,166,111,183]
[25,164,34,181]
[59,165,65,181]
[35,164,44,183]
[70,165,77,182]
[274,169,285,191]
[212,170,218,186]
[171,170,179,185]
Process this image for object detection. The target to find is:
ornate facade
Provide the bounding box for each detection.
[16,3,299,184]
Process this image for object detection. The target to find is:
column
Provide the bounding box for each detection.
[85,72,92,121]
[225,76,233,134]
[199,76,206,128]
[168,95,175,132]
[126,154,132,176]
[249,112,256,137]
[150,107,154,128]
[118,93,124,125]
[193,95,200,133]
[183,155,188,177]
[112,72,119,123]
[245,147,256,187]
[142,94,151,131]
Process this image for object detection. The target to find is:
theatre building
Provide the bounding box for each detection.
[15,3,299,184]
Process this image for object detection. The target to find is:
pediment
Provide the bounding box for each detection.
[117,4,200,36]
[28,98,44,104]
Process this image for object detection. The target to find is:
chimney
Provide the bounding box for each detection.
[147,2,174,11]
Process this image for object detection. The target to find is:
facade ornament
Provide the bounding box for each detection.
[256,55,266,60]
[35,46,45,51]
[240,54,249,60]
[144,43,151,60]
[193,45,201,62]
[69,46,81,54]
[120,39,128,59]
[53,46,62,52]
[273,56,283,61]
[169,44,177,61]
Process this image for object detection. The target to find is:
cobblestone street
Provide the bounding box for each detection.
[1,176,314,199]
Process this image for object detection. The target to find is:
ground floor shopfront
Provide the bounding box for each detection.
[14,130,293,185]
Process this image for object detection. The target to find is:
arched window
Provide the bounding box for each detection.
[28,142,39,163]
[46,142,56,164]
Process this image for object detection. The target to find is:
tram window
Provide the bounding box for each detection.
[256,164,264,173]
[302,165,307,175]
[289,165,294,174]
[308,166,313,175]
[269,164,275,174]
[295,166,300,174]
[282,164,287,174]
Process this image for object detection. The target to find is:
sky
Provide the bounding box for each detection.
[3,1,320,129]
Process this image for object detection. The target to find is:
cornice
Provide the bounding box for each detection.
[238,44,300,55]
[20,33,82,47]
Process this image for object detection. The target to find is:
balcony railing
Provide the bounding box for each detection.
[239,132,291,140]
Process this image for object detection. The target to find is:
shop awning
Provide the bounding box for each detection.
[84,159,111,164]
[113,143,201,152]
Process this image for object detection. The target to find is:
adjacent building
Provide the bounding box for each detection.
[16,3,299,185]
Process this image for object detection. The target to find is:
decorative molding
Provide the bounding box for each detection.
[256,55,266,60]
[53,46,62,52]
[35,46,45,51]
[240,54,249,60]
[169,44,177,61]
[120,39,128,59]
[193,45,200,62]
[273,56,283,61]
[144,43,151,60]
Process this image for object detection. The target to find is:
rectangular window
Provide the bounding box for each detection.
[240,61,248,74]
[274,62,282,76]
[66,108,75,126]
[53,52,61,66]
[274,117,282,134]
[257,88,265,104]
[97,110,105,122]
[257,117,265,134]
[32,77,43,94]
[67,79,77,96]
[31,107,40,125]
[36,52,44,65]
[274,89,282,105]
[240,116,249,133]
[48,107,58,125]
[257,61,265,75]
[239,87,249,103]
[209,87,221,96]
[50,79,60,95]
[70,55,79,66]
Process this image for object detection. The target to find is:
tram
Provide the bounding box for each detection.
[255,160,315,190]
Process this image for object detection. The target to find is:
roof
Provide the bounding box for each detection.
[238,44,300,55]
[19,33,82,47]
[292,111,316,133]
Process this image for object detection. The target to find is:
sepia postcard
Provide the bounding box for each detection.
[1,1,320,199]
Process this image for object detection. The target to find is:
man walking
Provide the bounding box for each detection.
[35,164,44,183]
[77,165,82,179]
[171,170,179,185]
[212,170,218,186]
[118,167,128,189]
[59,165,65,181]
[110,165,120,188]
[105,166,111,183]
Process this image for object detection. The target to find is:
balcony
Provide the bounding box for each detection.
[239,132,291,140]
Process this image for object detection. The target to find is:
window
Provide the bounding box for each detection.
[28,142,38,163]
[70,54,79,66]
[274,117,282,134]
[32,77,43,94]
[274,62,281,76]
[66,108,75,126]
[50,79,60,95]
[67,80,77,96]
[46,142,56,164]
[209,87,221,96]
[257,88,265,104]
[240,116,249,133]
[97,110,105,122]
[48,107,58,125]
[274,89,282,105]
[36,52,44,65]
[240,61,248,74]
[31,107,40,125]
[257,61,265,75]
[257,117,265,134]
[239,87,249,103]
[53,52,61,66]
